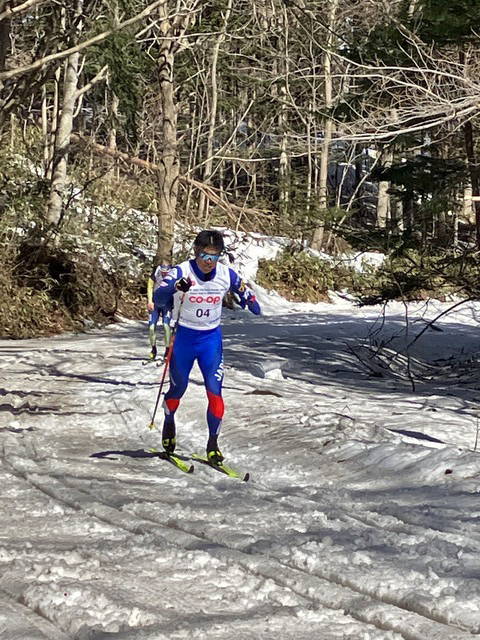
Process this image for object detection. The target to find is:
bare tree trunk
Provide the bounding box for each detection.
[108,91,120,179]
[377,147,393,228]
[152,1,199,259]
[184,90,199,218]
[463,185,474,223]
[156,5,179,261]
[311,0,338,250]
[46,51,81,226]
[278,85,289,218]
[0,0,11,131]
[246,112,257,202]
[436,208,448,247]
[306,104,312,216]
[0,1,10,71]
[198,0,232,218]
[391,195,404,233]
[108,92,119,151]
[460,50,480,247]
[278,7,290,221]
[464,119,480,248]
[46,1,83,226]
[46,67,61,180]
[41,85,49,176]
[232,159,239,200]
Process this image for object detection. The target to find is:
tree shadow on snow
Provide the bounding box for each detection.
[123,310,480,421]
[220,312,480,399]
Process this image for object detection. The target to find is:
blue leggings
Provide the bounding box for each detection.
[164,325,224,436]
[149,307,172,348]
[149,307,171,329]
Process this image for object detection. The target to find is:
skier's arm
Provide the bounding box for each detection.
[229,269,261,315]
[153,266,183,308]
[147,276,155,304]
[146,271,156,311]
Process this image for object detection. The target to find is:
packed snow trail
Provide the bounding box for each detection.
[1,302,480,639]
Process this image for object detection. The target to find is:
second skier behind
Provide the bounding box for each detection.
[147,260,173,361]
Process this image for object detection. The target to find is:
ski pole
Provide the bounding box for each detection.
[149,293,185,430]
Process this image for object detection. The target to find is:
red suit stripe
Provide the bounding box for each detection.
[165,397,180,413]
[207,391,224,419]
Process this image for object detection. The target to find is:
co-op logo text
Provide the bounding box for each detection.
[189,295,221,304]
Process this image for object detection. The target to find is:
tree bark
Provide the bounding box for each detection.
[278,85,289,218]
[278,7,290,221]
[464,120,480,248]
[198,0,232,219]
[377,147,393,228]
[311,0,338,250]
[0,1,10,72]
[46,50,81,226]
[155,4,179,261]
[0,0,11,131]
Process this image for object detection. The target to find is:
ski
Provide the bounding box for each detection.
[150,449,194,474]
[142,358,165,367]
[191,454,249,481]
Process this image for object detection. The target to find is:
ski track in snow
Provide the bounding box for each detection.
[3,431,476,640]
[1,306,480,639]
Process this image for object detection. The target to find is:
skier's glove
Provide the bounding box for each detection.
[176,277,193,292]
[245,293,261,315]
[240,292,256,308]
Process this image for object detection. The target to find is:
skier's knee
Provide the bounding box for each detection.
[207,391,224,419]
[164,397,180,415]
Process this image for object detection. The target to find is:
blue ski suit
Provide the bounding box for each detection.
[154,259,261,436]
[147,266,173,329]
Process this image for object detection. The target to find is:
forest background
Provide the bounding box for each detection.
[1,0,480,339]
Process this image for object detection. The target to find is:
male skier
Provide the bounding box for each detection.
[154,230,261,462]
[147,260,173,361]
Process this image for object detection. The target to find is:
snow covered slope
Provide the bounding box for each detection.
[1,293,480,639]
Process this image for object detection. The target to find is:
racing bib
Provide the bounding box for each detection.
[175,261,230,330]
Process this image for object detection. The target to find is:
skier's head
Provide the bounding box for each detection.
[159,260,171,277]
[193,230,224,274]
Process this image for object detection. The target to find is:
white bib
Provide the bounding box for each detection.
[175,261,230,330]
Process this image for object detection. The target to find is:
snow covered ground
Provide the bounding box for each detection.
[2,287,480,639]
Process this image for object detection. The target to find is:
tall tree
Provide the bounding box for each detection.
[47,2,84,227]
[311,0,339,250]
[152,0,199,261]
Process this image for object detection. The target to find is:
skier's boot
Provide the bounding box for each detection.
[148,345,157,361]
[162,418,176,455]
[206,435,224,463]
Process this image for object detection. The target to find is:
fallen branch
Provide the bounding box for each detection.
[407,298,473,349]
[69,133,274,229]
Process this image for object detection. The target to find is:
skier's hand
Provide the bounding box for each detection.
[246,293,261,315]
[147,301,155,311]
[176,277,193,292]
